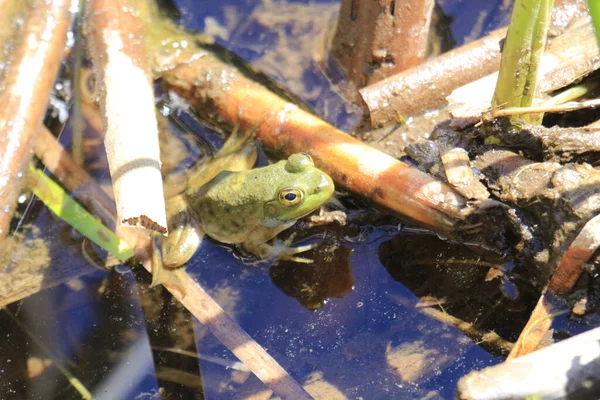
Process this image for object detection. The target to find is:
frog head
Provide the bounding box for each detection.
[262,153,334,225]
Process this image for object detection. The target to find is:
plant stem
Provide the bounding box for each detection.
[29,164,134,262]
[492,0,555,124]
[589,0,600,46]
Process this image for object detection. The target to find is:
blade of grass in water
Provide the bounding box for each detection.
[492,0,555,125]
[589,0,600,47]
[30,164,134,262]
[3,308,93,400]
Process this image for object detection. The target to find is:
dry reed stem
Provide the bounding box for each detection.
[0,0,71,242]
[85,0,167,234]
[163,52,472,234]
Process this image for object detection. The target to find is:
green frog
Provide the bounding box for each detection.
[152,127,335,287]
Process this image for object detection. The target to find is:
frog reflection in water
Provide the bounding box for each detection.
[152,127,335,287]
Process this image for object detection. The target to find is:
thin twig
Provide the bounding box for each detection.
[489,97,600,118]
[3,308,92,399]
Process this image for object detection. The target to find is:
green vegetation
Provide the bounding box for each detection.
[492,0,555,124]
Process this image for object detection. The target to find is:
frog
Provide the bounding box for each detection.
[151,126,335,287]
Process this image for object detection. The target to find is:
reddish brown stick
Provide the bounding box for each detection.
[163,51,470,233]
[0,0,71,241]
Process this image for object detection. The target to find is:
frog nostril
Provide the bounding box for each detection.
[314,187,321,194]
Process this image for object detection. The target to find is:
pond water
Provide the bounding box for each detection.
[3,0,587,399]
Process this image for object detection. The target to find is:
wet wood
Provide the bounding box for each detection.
[0,0,71,242]
[439,147,490,201]
[330,0,434,89]
[85,0,168,234]
[360,27,506,127]
[458,324,600,399]
[420,306,514,354]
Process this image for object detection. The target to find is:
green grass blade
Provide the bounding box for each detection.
[30,164,134,262]
[589,0,600,46]
[492,0,555,124]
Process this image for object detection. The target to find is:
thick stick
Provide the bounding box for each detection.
[449,17,600,121]
[361,1,588,127]
[458,324,600,399]
[360,27,506,127]
[163,51,471,234]
[330,0,434,89]
[0,0,71,242]
[85,0,167,234]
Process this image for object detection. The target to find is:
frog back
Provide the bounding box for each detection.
[184,166,284,244]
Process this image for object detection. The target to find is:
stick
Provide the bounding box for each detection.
[85,0,167,234]
[161,48,471,234]
[0,0,71,242]
[360,27,506,127]
[449,17,600,122]
[360,0,588,127]
[330,0,434,89]
[458,323,600,399]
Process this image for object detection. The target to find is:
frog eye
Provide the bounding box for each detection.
[285,153,314,173]
[279,188,304,206]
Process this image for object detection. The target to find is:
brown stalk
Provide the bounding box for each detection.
[85,0,167,234]
[508,215,600,359]
[0,0,71,243]
[162,51,472,234]
[0,0,31,78]
[330,0,434,89]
